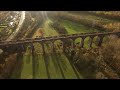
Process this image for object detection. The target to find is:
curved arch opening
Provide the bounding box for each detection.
[92,36,99,48]
[75,38,82,49]
[54,40,63,52]
[103,35,109,44]
[84,36,90,49]
[62,38,73,49]
[33,42,43,54]
[43,41,52,54]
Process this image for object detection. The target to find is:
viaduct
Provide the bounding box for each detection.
[0,31,120,54]
[0,31,120,79]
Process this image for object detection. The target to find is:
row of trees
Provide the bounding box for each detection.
[49,20,68,34]
[48,12,120,78]
[25,12,44,38]
[49,15,120,78]
[88,11,120,21]
[49,20,73,48]
[68,11,120,21]
[0,11,18,40]
[0,53,18,79]
[15,11,44,39]
[64,36,120,79]
[51,12,120,32]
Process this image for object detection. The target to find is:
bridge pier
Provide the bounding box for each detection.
[61,40,66,51]
[15,43,26,79]
[41,42,45,54]
[71,38,76,49]
[97,35,104,47]
[51,41,55,52]
[30,43,36,79]
[89,36,94,48]
[116,32,120,38]
[80,37,85,48]
[41,42,50,79]
[16,44,26,54]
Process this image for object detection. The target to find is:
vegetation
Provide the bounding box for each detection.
[0,11,120,79]
[0,53,18,79]
[49,12,120,32]
[88,11,120,21]
[49,20,68,34]
[67,36,120,79]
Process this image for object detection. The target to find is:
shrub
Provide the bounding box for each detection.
[69,35,120,79]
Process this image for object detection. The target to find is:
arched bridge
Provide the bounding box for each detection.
[0,31,120,53]
[0,31,120,79]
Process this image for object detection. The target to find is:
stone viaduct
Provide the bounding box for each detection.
[0,31,120,54]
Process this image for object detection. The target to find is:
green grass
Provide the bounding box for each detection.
[19,19,80,79]
[43,19,59,37]
[70,12,118,23]
[41,19,81,79]
[21,55,33,79]
[34,54,48,79]
[0,28,3,32]
[18,18,102,79]
[60,19,100,48]
[60,19,100,34]
[58,54,81,79]
[10,13,118,79]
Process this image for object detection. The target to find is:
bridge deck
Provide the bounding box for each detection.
[0,31,120,46]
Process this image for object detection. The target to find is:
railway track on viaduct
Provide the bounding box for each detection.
[0,31,120,54]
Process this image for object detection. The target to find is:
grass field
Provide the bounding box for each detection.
[60,19,100,34]
[20,19,83,79]
[13,17,107,79]
[59,19,101,48]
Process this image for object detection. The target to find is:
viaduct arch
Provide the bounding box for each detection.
[0,31,120,54]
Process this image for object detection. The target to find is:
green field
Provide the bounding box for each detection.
[12,17,107,79]
[60,19,100,34]
[19,19,84,79]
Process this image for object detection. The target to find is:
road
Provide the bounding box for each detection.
[7,11,26,41]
